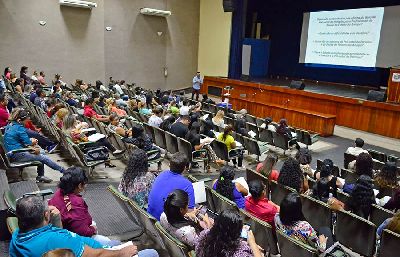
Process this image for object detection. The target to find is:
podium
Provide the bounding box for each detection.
[387,68,400,104]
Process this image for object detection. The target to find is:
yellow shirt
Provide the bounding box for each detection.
[217,133,235,151]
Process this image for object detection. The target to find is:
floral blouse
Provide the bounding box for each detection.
[118,172,155,209]
[160,213,199,248]
[195,229,253,257]
[274,213,324,252]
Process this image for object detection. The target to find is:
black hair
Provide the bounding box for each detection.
[355,152,373,177]
[20,66,28,74]
[16,196,47,232]
[355,138,364,148]
[347,175,375,219]
[120,149,149,198]
[279,192,306,225]
[91,91,99,99]
[264,117,273,124]
[182,99,189,106]
[95,80,103,89]
[320,159,334,178]
[163,189,197,230]
[58,167,88,195]
[169,153,189,174]
[202,94,208,100]
[215,166,235,201]
[130,123,147,149]
[197,209,243,257]
[15,78,24,85]
[4,67,10,76]
[159,116,176,131]
[278,158,303,192]
[85,98,94,106]
[248,180,265,199]
[0,94,6,103]
[185,122,200,143]
[295,148,312,165]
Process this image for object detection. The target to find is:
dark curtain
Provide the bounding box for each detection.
[228,0,247,79]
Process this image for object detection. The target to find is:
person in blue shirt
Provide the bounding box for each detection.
[148,153,195,220]
[10,196,158,257]
[191,71,203,101]
[4,108,65,183]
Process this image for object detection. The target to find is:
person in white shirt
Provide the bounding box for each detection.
[114,81,124,95]
[260,117,276,132]
[148,108,163,128]
[346,138,368,156]
[115,94,128,107]
[179,100,190,116]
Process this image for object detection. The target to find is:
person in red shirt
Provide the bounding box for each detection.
[83,98,110,122]
[256,154,280,181]
[0,94,9,128]
[245,179,279,227]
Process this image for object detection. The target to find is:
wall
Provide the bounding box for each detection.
[245,0,400,87]
[198,0,232,77]
[0,0,200,90]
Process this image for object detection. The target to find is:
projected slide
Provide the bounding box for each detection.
[304,7,384,67]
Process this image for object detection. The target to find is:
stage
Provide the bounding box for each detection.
[250,77,375,100]
[202,76,400,139]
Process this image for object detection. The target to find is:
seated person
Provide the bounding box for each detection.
[346,137,368,156]
[0,94,9,128]
[377,211,400,239]
[383,188,400,211]
[195,209,264,257]
[168,101,180,116]
[138,101,152,115]
[213,166,248,209]
[123,124,157,154]
[276,118,299,149]
[260,117,276,132]
[34,89,48,111]
[23,115,58,153]
[295,148,314,178]
[343,152,373,193]
[245,180,279,226]
[148,153,195,220]
[374,162,398,198]
[169,115,190,138]
[179,100,191,116]
[212,110,225,128]
[83,98,109,122]
[345,175,376,219]
[114,94,128,108]
[201,94,215,104]
[159,115,176,131]
[107,98,127,117]
[160,190,213,248]
[63,114,123,158]
[275,193,333,253]
[278,158,308,193]
[234,111,248,136]
[119,149,156,208]
[48,167,120,246]
[256,154,279,181]
[10,196,157,257]
[4,109,65,183]
[217,125,244,168]
[312,159,343,202]
[108,113,132,137]
[148,108,163,128]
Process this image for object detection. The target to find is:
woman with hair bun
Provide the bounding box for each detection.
[49,167,120,246]
[213,166,248,208]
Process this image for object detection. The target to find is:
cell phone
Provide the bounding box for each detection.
[240,224,250,239]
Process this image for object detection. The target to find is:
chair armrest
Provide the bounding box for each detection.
[23,189,54,198]
[78,141,97,147]
[147,149,160,156]
[9,148,34,154]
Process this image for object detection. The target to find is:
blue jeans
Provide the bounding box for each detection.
[138,249,159,257]
[92,234,121,247]
[9,152,65,176]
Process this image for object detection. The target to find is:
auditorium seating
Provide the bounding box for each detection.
[276,230,318,257]
[155,222,194,257]
[380,229,400,257]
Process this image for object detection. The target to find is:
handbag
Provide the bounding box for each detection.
[84,147,109,162]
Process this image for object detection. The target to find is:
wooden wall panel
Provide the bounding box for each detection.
[203,77,400,139]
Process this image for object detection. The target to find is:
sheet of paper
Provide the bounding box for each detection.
[192,181,207,204]
[81,128,96,133]
[337,177,345,186]
[233,177,249,193]
[88,133,106,142]
[200,138,215,144]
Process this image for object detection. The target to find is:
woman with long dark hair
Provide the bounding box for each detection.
[295,147,314,178]
[123,123,153,151]
[276,118,299,149]
[374,162,398,197]
[256,153,279,181]
[346,175,376,219]
[275,193,332,253]
[118,148,155,208]
[343,152,374,193]
[313,159,343,202]
[278,158,308,193]
[213,166,248,208]
[4,67,12,80]
[160,190,212,248]
[49,167,120,246]
[195,209,263,257]
[159,115,176,131]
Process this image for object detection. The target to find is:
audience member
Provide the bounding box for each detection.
[201,94,215,104]
[0,94,9,128]
[9,196,157,257]
[276,118,299,149]
[33,89,48,111]
[14,78,24,94]
[148,108,163,128]
[108,113,131,137]
[170,115,190,138]
[160,189,213,248]
[346,175,376,219]
[4,67,12,80]
[31,71,38,82]
[217,125,244,168]
[123,124,156,154]
[159,115,176,131]
[148,153,194,220]
[343,152,373,193]
[4,108,65,183]
[54,108,69,128]
[138,101,152,115]
[83,98,109,122]
[260,117,276,132]
[256,153,279,181]
[180,99,190,116]
[212,110,225,128]
[37,71,46,85]
[313,159,343,202]
[200,115,214,138]
[195,209,263,257]
[115,94,128,108]
[383,188,400,211]
[346,138,368,156]
[23,114,58,153]
[295,148,314,178]
[119,148,156,209]
[213,166,248,208]
[107,98,127,117]
[234,109,248,136]
[377,211,400,239]
[275,193,333,253]
[19,66,31,85]
[245,180,279,226]
[278,158,308,193]
[49,167,120,246]
[113,81,124,95]
[168,101,180,116]
[374,162,398,198]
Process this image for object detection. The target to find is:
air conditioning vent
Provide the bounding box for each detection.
[140,8,171,17]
